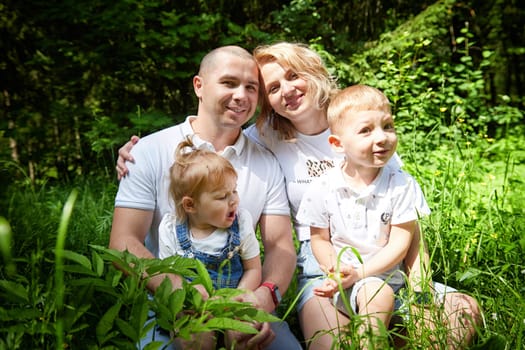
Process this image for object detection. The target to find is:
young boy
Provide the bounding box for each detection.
[297,84,430,345]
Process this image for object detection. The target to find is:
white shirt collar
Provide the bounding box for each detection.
[181,116,245,157]
[332,159,391,200]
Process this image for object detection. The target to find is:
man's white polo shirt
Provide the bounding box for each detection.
[115,116,289,257]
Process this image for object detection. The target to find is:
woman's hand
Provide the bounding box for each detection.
[116,135,140,180]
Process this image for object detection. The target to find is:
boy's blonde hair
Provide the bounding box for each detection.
[253,42,338,140]
[169,137,237,221]
[327,85,391,133]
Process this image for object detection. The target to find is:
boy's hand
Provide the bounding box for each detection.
[313,264,359,298]
[313,278,339,298]
[337,265,359,289]
[319,264,359,291]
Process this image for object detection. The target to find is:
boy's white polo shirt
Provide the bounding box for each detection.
[297,161,430,285]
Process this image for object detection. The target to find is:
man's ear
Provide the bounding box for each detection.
[193,75,203,99]
[328,134,344,153]
[182,196,197,213]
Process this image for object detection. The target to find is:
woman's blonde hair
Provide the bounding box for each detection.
[327,85,391,134]
[169,137,237,221]
[253,42,338,140]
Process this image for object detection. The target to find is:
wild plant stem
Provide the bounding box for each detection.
[55,190,78,349]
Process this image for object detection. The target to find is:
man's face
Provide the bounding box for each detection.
[194,53,260,130]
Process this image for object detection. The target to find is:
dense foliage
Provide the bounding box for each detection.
[1,0,523,183]
[1,0,524,349]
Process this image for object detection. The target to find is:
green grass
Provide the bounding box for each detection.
[402,132,524,348]
[1,132,524,349]
[0,176,277,349]
[278,131,525,348]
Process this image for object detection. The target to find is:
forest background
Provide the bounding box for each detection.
[1,0,524,349]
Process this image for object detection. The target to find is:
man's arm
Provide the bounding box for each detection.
[109,207,183,292]
[255,214,296,313]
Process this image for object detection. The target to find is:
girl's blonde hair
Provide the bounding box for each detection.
[169,137,237,221]
[327,85,391,133]
[253,42,338,140]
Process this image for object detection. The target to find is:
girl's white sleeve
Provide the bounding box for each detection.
[158,213,178,259]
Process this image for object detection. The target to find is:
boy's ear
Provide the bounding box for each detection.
[182,196,197,213]
[328,134,344,153]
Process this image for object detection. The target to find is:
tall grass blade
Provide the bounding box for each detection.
[54,190,78,349]
[0,217,16,276]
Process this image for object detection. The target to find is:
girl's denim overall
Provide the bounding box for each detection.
[176,217,243,289]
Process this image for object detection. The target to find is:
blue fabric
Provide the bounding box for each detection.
[139,313,303,350]
[176,216,243,289]
[266,318,303,350]
[296,240,324,311]
[138,218,303,349]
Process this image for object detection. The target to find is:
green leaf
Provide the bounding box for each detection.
[0,307,40,322]
[205,317,258,334]
[130,292,151,329]
[110,269,124,287]
[145,255,199,277]
[115,318,138,341]
[190,288,204,310]
[212,288,245,299]
[59,249,92,270]
[62,303,91,333]
[231,308,281,323]
[169,288,186,315]
[0,218,13,271]
[69,277,119,293]
[192,259,213,294]
[62,264,98,276]
[143,341,166,350]
[0,280,28,303]
[92,250,105,277]
[457,268,482,282]
[96,301,122,342]
[139,315,157,342]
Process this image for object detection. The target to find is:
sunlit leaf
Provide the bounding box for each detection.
[205,317,258,333]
